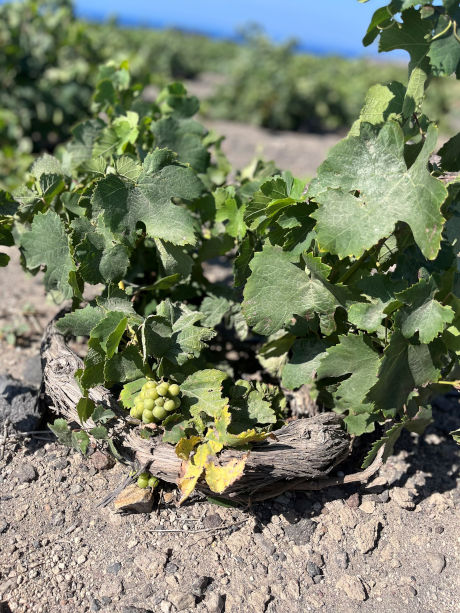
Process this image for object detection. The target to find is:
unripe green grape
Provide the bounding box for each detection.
[143,398,154,411]
[139,390,145,399]
[145,380,157,390]
[137,473,150,488]
[134,395,143,406]
[164,399,176,412]
[142,410,155,424]
[152,405,167,421]
[130,405,144,420]
[168,383,180,397]
[157,382,169,396]
[148,476,159,488]
[173,398,181,410]
[154,397,165,407]
[145,388,159,400]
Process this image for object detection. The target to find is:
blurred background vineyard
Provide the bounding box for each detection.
[1,0,459,191]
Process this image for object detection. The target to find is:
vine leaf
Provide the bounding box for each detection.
[348,274,405,334]
[395,278,454,343]
[242,244,344,336]
[71,217,129,285]
[367,331,440,415]
[91,161,203,246]
[142,301,216,366]
[56,305,104,336]
[204,457,247,494]
[317,334,380,406]
[281,338,327,390]
[362,421,404,469]
[151,117,210,173]
[180,369,229,420]
[309,122,447,260]
[120,377,148,409]
[76,397,95,424]
[20,210,78,299]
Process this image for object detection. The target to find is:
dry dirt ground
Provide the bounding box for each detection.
[0,125,459,613]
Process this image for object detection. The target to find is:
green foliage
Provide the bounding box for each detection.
[3,0,460,502]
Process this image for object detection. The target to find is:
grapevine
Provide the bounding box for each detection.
[1,0,460,503]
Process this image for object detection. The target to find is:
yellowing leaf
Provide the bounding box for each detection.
[175,435,201,460]
[204,456,248,494]
[224,429,270,447]
[178,442,214,504]
[178,461,204,505]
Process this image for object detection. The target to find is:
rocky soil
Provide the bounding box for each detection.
[0,124,459,613]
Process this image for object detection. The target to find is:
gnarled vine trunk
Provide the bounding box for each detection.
[40,313,381,502]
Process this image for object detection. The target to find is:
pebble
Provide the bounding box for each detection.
[165,562,179,574]
[346,493,360,509]
[91,450,114,471]
[160,602,172,613]
[359,500,376,514]
[76,555,87,565]
[205,592,225,613]
[426,553,446,574]
[203,514,222,529]
[114,485,153,514]
[336,575,367,601]
[106,562,122,575]
[168,591,196,611]
[356,519,381,554]
[391,487,416,511]
[283,518,316,545]
[12,464,37,484]
[306,561,322,578]
[335,550,349,570]
[191,575,211,597]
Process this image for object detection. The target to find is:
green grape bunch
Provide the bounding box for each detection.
[129,380,182,424]
[137,472,159,489]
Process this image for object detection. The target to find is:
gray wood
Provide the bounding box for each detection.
[41,312,352,501]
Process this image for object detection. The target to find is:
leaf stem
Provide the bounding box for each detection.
[338,237,387,285]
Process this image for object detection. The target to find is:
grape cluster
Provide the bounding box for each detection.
[137,472,159,489]
[130,380,182,424]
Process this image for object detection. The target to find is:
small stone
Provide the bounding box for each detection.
[106,562,122,575]
[313,575,322,584]
[335,550,349,570]
[355,519,380,554]
[378,490,390,503]
[205,592,225,613]
[12,463,37,484]
[76,554,87,565]
[203,513,222,529]
[426,553,446,574]
[165,562,178,574]
[284,518,316,545]
[391,487,416,510]
[434,526,444,534]
[121,607,153,613]
[91,450,114,471]
[0,520,8,534]
[254,534,276,556]
[160,602,172,613]
[169,591,196,611]
[336,575,367,601]
[89,597,101,612]
[191,576,211,597]
[114,484,153,514]
[359,500,376,514]
[407,586,417,597]
[306,561,322,578]
[346,493,360,508]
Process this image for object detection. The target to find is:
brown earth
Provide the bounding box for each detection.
[0,124,459,613]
